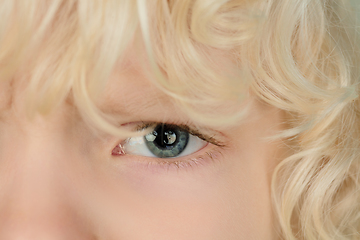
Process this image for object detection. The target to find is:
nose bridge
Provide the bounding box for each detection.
[0,115,92,239]
[11,125,66,200]
[5,116,69,191]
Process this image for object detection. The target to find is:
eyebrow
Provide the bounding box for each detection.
[98,81,175,117]
[100,96,162,117]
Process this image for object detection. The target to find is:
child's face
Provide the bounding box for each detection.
[0,43,284,240]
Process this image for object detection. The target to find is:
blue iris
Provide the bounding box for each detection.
[144,124,189,158]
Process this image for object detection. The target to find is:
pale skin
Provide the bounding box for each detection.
[0,41,285,240]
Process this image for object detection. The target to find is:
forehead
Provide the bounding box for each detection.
[98,53,180,122]
[0,1,249,128]
[96,36,241,125]
[92,36,194,128]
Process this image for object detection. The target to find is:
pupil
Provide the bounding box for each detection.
[154,126,178,149]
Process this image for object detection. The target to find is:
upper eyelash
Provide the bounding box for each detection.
[135,121,225,147]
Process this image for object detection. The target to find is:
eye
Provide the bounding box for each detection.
[118,124,208,158]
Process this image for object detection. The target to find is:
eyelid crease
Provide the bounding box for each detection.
[135,121,226,147]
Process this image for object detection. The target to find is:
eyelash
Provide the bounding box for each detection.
[135,122,223,147]
[141,150,222,171]
[112,122,225,171]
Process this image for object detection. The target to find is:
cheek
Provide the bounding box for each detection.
[81,152,274,240]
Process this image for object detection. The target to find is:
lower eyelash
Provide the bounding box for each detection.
[140,149,222,172]
[146,158,200,171]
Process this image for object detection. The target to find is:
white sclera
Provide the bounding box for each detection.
[123,133,207,158]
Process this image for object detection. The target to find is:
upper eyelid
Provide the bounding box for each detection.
[135,122,226,147]
[171,124,224,147]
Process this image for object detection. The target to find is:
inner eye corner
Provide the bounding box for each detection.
[111,140,127,156]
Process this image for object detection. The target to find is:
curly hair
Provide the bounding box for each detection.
[0,0,359,239]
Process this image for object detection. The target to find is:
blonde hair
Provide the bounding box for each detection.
[0,0,359,239]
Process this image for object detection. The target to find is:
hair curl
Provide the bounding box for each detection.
[0,0,359,239]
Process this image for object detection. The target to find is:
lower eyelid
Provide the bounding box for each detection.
[117,146,223,172]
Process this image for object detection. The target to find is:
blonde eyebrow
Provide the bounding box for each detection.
[97,89,179,126]
[100,97,160,116]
